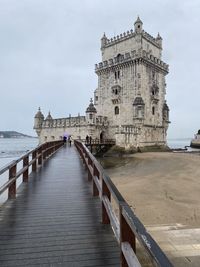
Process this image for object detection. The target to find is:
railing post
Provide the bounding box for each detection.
[32,150,37,172]
[84,151,88,170]
[120,205,136,267]
[43,144,46,160]
[102,179,111,224]
[87,157,93,181]
[23,156,29,182]
[8,164,17,199]
[38,146,43,165]
[93,165,99,196]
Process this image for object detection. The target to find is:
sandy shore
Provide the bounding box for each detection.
[104,152,200,227]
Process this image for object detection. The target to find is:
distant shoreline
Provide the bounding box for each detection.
[0,137,37,139]
[0,131,36,139]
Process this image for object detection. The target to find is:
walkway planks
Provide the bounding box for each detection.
[0,146,120,266]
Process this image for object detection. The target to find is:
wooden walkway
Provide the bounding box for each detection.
[0,146,120,266]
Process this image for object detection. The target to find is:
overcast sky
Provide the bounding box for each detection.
[0,0,200,138]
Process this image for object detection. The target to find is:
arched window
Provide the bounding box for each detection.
[117,54,121,62]
[115,106,119,115]
[152,106,155,115]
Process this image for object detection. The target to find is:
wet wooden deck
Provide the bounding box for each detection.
[0,146,120,266]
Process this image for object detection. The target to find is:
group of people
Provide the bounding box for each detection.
[63,134,102,146]
[63,135,72,146]
[85,135,92,144]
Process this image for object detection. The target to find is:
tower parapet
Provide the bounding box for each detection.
[102,29,162,50]
[95,51,169,73]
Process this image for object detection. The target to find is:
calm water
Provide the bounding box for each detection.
[0,138,38,204]
[0,138,38,168]
[167,138,191,149]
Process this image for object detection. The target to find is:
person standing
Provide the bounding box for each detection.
[86,135,89,144]
[68,136,72,147]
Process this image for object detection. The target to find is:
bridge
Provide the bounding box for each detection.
[0,140,173,267]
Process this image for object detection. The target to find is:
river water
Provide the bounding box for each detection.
[0,137,196,203]
[0,137,196,169]
[0,138,38,204]
[0,138,39,168]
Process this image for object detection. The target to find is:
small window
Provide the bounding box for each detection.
[115,70,120,80]
[118,70,120,79]
[95,96,98,101]
[152,106,155,115]
[138,25,140,29]
[89,114,93,119]
[115,106,119,115]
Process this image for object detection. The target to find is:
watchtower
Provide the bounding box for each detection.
[94,17,170,149]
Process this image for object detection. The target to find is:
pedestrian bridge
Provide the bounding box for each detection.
[0,141,173,267]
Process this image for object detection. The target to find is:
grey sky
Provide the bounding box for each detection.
[0,0,200,138]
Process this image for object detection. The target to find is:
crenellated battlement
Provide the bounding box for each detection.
[41,115,108,129]
[95,50,169,73]
[102,29,161,49]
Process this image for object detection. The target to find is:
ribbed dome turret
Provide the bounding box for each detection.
[86,98,97,113]
[34,107,44,119]
[134,16,143,25]
[133,97,145,106]
[45,111,53,120]
[156,32,162,40]
[134,16,143,34]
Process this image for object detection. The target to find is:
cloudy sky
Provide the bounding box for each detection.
[0,0,200,138]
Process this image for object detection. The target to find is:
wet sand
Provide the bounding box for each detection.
[102,152,200,227]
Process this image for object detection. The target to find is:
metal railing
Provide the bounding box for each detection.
[0,140,64,200]
[75,140,173,267]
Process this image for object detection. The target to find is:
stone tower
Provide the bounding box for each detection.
[94,17,170,149]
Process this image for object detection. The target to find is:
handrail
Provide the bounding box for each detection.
[0,140,64,200]
[78,138,116,145]
[74,140,173,267]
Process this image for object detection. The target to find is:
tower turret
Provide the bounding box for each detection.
[34,107,44,136]
[101,33,108,50]
[86,98,97,124]
[163,101,169,122]
[45,111,53,120]
[134,16,143,34]
[156,32,162,48]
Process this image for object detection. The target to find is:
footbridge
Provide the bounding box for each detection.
[0,140,173,267]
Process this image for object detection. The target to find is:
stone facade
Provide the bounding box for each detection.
[34,17,170,148]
